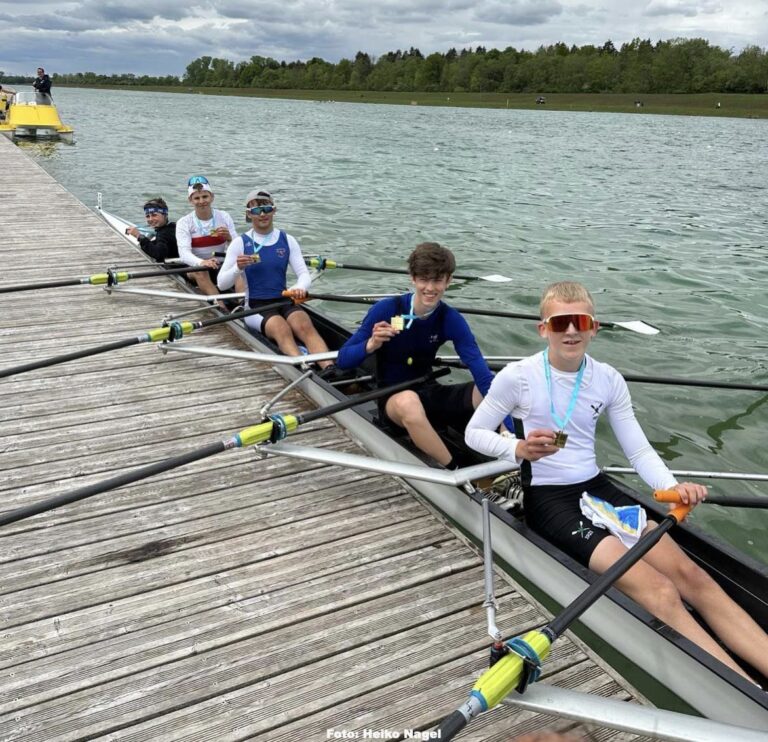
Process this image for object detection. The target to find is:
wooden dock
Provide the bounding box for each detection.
[0,137,647,741]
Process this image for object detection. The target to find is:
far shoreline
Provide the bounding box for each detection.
[58,85,768,119]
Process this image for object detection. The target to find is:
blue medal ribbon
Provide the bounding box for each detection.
[193,212,217,237]
[542,349,586,433]
[244,229,268,258]
[402,293,437,329]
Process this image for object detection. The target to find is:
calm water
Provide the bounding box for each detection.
[17,87,768,562]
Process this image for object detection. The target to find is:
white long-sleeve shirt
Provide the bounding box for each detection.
[175,209,237,266]
[465,352,677,489]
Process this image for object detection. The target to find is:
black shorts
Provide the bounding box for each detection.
[524,473,642,567]
[380,381,475,431]
[248,299,305,335]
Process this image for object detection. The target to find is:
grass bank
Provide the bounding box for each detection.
[67,85,768,118]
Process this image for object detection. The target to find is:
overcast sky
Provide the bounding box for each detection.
[2,0,766,77]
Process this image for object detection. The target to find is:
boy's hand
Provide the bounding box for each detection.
[366,321,399,353]
[671,481,708,506]
[516,428,559,461]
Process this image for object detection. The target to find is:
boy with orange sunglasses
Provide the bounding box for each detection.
[465,280,768,683]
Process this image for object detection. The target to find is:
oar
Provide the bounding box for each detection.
[298,292,659,335]
[435,498,692,740]
[437,358,768,394]
[655,490,768,509]
[605,466,768,482]
[0,299,291,379]
[0,265,210,295]
[306,257,514,283]
[0,369,448,528]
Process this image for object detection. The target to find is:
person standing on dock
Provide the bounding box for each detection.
[217,188,335,370]
[176,176,238,309]
[336,242,502,469]
[465,280,768,683]
[32,67,52,99]
[125,198,179,263]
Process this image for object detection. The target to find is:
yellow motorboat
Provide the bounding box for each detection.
[0,91,74,143]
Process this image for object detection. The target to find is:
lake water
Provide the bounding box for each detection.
[16,87,768,562]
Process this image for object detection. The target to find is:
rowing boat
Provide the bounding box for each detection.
[97,202,768,729]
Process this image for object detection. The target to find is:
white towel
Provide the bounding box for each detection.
[580,492,647,549]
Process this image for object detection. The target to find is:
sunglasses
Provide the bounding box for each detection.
[144,207,168,216]
[248,205,275,216]
[187,175,210,186]
[544,313,596,332]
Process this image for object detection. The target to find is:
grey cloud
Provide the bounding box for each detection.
[78,0,195,23]
[644,0,722,18]
[474,0,563,26]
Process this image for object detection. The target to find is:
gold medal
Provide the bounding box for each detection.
[553,430,568,448]
[390,315,404,331]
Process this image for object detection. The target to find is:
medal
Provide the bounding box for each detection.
[543,350,586,450]
[390,315,404,331]
[553,430,568,448]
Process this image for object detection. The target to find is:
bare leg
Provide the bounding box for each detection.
[262,316,302,357]
[287,310,333,368]
[589,534,761,682]
[642,523,768,678]
[385,391,452,465]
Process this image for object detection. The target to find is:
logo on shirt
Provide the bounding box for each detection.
[276,247,286,258]
[590,401,604,419]
[572,521,594,540]
[429,334,439,343]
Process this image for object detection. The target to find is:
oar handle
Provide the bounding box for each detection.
[655,490,767,508]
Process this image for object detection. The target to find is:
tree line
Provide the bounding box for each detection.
[4,38,768,94]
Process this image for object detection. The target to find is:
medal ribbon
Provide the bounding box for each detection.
[245,229,270,257]
[542,350,586,432]
[402,293,437,329]
[193,212,217,237]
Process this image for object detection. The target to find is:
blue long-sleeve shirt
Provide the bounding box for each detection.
[337,294,494,394]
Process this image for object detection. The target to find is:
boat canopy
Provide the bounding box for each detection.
[14,92,53,106]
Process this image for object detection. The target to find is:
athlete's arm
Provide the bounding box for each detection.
[605,373,678,490]
[175,217,202,267]
[286,235,312,293]
[337,300,395,369]
[217,236,244,290]
[465,365,528,461]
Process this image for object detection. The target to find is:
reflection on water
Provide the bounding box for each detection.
[14,139,68,158]
[23,87,768,562]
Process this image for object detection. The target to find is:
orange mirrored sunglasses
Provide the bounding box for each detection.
[544,313,595,332]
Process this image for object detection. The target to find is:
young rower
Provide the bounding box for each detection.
[336,242,502,469]
[175,176,238,307]
[217,188,334,370]
[465,280,768,682]
[125,198,178,263]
